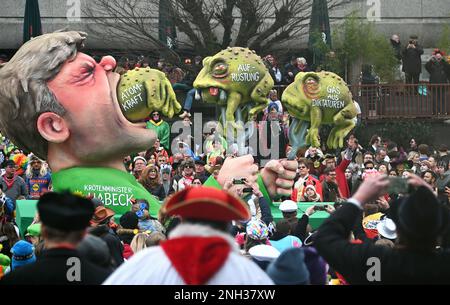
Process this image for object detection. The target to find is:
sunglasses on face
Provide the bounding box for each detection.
[328,173,337,176]
[185,165,194,169]
[365,167,374,170]
[299,166,307,169]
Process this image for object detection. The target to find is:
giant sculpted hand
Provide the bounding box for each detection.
[217,155,297,199]
[217,155,259,187]
[261,159,298,198]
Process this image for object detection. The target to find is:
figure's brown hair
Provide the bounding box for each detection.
[0,31,87,159]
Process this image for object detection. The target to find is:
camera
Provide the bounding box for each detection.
[313,205,328,211]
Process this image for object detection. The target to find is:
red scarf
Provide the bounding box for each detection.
[161,236,231,285]
[2,175,15,190]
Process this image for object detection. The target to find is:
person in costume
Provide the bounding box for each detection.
[25,155,52,200]
[146,111,171,152]
[103,187,274,285]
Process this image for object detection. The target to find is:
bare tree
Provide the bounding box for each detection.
[84,0,350,63]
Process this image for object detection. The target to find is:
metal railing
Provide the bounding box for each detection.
[273,83,450,120]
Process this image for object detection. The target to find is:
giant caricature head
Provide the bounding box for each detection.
[0,31,171,171]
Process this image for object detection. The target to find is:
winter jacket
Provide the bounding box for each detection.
[402,44,424,75]
[425,58,450,84]
[314,203,450,284]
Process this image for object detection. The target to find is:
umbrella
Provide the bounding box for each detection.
[23,0,43,43]
[308,0,332,68]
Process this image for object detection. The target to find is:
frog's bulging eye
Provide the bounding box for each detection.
[212,62,228,78]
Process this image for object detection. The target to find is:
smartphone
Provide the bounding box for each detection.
[242,188,254,193]
[313,205,328,211]
[387,177,409,194]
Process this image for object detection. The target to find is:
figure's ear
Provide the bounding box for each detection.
[36,112,70,143]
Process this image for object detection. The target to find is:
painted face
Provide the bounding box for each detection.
[47,53,155,162]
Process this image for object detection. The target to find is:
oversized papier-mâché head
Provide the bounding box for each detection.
[0,31,180,168]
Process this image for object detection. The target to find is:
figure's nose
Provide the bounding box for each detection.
[99,56,117,72]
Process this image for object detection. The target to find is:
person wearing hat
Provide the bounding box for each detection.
[116,211,140,260]
[314,174,450,284]
[376,218,397,241]
[248,244,280,271]
[277,200,316,242]
[88,206,124,267]
[146,111,170,152]
[104,187,274,284]
[1,192,111,284]
[266,248,310,285]
[402,34,423,93]
[194,159,209,183]
[0,160,27,205]
[132,156,147,180]
[25,223,42,250]
[10,240,36,271]
[24,155,52,200]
